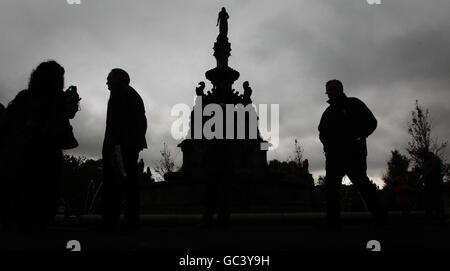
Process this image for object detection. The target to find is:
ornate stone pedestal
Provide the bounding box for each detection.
[142,8,314,214]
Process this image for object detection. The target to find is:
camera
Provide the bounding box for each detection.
[64,85,81,119]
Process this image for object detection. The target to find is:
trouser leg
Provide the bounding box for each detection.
[428,185,445,220]
[325,157,344,227]
[101,154,122,227]
[40,151,62,229]
[435,196,445,220]
[203,173,219,224]
[424,188,433,217]
[1,176,15,230]
[18,157,40,230]
[347,156,385,219]
[123,149,140,227]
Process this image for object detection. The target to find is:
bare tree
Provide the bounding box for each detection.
[406,100,447,168]
[290,138,304,166]
[154,142,176,181]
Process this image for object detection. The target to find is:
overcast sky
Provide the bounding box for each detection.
[0,0,449,185]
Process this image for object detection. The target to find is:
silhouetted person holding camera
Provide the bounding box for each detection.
[202,137,233,229]
[318,79,386,230]
[0,60,79,231]
[101,69,147,232]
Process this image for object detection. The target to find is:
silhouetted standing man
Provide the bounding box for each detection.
[102,69,147,231]
[203,130,233,229]
[318,79,385,230]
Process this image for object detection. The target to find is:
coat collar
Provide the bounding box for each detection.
[327,93,347,105]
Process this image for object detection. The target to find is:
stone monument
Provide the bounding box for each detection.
[176,7,268,182]
[142,8,314,213]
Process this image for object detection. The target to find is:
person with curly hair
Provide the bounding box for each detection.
[0,60,80,231]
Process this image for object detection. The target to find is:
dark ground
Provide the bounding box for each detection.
[1,211,449,252]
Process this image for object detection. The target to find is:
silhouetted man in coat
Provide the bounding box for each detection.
[101,69,147,231]
[318,79,386,230]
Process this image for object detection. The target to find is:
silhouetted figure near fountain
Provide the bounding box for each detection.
[0,60,79,231]
[217,7,229,38]
[202,118,233,229]
[101,69,147,232]
[318,79,386,230]
[420,151,445,223]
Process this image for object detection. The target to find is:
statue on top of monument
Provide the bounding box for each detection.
[195,81,205,96]
[216,7,229,37]
[242,81,253,105]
